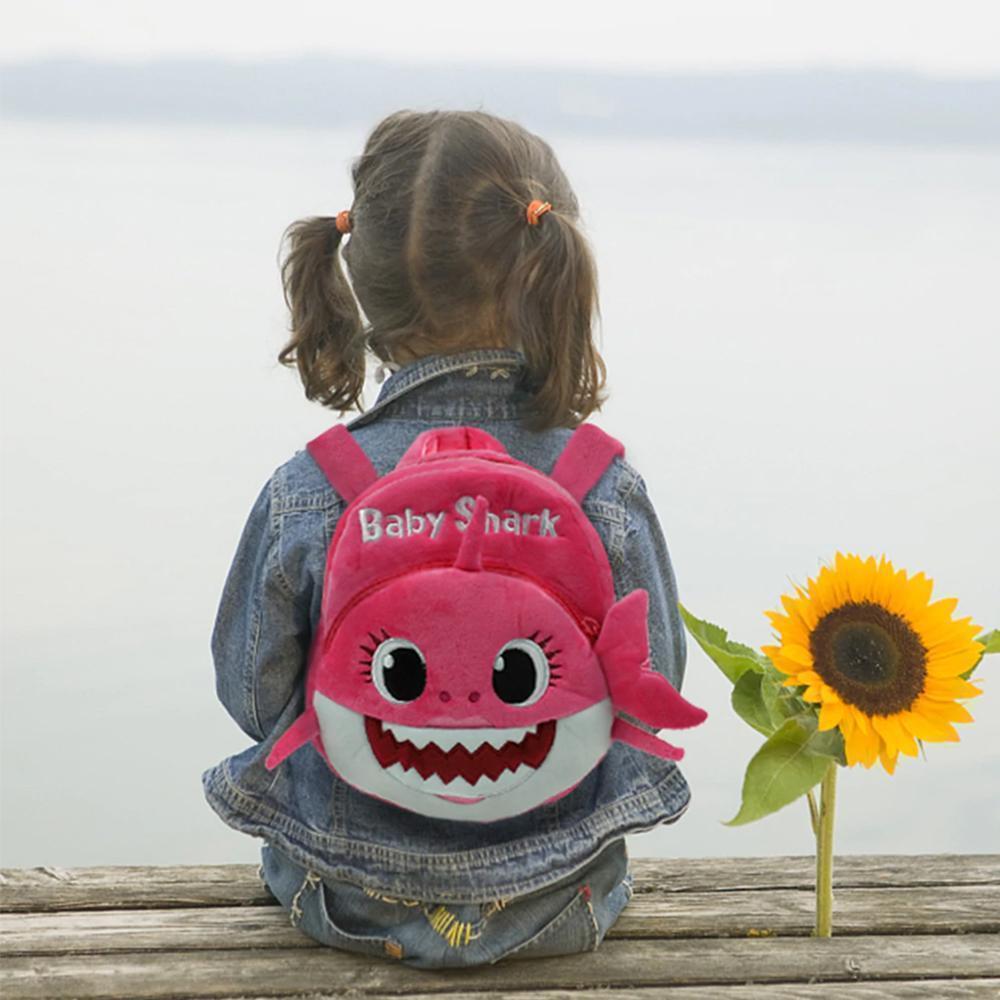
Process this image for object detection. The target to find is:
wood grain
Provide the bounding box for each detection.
[3,855,996,914]
[3,883,998,957]
[2,856,997,999]
[3,935,999,999]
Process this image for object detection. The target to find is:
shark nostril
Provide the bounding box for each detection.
[439,691,451,703]
[468,691,481,703]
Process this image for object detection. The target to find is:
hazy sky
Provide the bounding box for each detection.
[3,0,999,77]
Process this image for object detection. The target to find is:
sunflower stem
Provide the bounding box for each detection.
[806,789,820,837]
[815,762,838,937]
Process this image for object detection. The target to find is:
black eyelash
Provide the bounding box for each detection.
[528,631,561,664]
[360,627,393,660]
[526,630,564,687]
[360,628,392,679]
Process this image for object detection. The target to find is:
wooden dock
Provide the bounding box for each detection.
[2,854,998,998]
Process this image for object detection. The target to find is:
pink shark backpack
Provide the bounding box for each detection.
[266,423,706,823]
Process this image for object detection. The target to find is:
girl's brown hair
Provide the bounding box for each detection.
[278,109,606,430]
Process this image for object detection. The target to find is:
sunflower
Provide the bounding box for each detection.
[761,552,984,775]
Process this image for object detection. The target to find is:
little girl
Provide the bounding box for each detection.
[204,109,697,969]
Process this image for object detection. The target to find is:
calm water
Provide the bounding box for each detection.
[1,120,998,867]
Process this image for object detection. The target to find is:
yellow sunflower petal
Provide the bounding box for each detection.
[858,724,881,767]
[779,593,797,614]
[847,553,871,603]
[926,647,983,678]
[921,676,983,701]
[820,684,842,704]
[793,585,820,629]
[839,709,856,735]
[925,636,985,663]
[818,700,845,732]
[850,707,870,734]
[813,566,841,613]
[782,643,814,667]
[904,701,961,742]
[802,685,823,702]
[891,717,920,757]
[792,670,823,686]
[863,556,885,604]
[918,699,975,725]
[761,645,800,674]
[870,714,918,758]
[842,724,866,767]
[836,553,863,604]
[878,744,899,775]
[899,571,934,622]
[921,616,983,650]
[870,554,895,606]
[914,596,960,630]
[764,610,789,629]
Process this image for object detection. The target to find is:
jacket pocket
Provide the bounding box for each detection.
[491,884,600,963]
[308,878,404,960]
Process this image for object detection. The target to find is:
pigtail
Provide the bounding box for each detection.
[278,217,366,413]
[503,207,607,430]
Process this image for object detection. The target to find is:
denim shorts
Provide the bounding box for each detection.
[260,837,633,969]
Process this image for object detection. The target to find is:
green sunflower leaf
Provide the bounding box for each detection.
[962,629,999,679]
[724,715,843,827]
[731,671,777,737]
[761,668,796,723]
[978,630,1000,653]
[679,604,768,684]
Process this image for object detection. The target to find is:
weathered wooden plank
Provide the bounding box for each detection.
[4,884,998,957]
[0,864,273,913]
[214,984,1000,1000]
[617,884,1000,938]
[3,855,996,914]
[628,854,1000,894]
[3,936,999,999]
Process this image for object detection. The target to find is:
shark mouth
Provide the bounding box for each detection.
[314,694,614,820]
[364,717,556,790]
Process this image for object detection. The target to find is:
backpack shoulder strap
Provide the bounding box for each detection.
[549,423,625,503]
[306,424,379,503]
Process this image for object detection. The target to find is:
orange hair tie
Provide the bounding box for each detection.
[335,210,352,234]
[526,199,552,226]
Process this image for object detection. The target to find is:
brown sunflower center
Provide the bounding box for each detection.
[809,600,927,715]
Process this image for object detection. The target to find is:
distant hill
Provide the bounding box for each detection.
[2,56,998,146]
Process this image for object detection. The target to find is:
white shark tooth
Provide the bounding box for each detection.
[381,721,536,753]
[383,721,436,749]
[481,726,531,750]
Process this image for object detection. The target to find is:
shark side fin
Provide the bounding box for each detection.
[612,717,685,761]
[596,589,708,730]
[265,710,321,770]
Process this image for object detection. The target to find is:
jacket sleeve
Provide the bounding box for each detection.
[618,471,688,692]
[210,475,315,742]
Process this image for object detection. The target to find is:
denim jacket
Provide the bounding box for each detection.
[203,347,691,903]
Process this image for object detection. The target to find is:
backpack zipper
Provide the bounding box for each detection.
[320,559,600,656]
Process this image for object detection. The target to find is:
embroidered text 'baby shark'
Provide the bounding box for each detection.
[359,494,561,543]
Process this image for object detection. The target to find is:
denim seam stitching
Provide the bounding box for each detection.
[209,756,687,872]
[346,350,526,429]
[268,475,295,600]
[273,493,343,515]
[583,894,601,950]
[497,891,588,961]
[245,592,264,740]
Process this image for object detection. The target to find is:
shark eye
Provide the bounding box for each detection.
[493,639,550,706]
[372,638,427,704]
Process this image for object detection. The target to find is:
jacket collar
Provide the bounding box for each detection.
[345,347,528,429]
